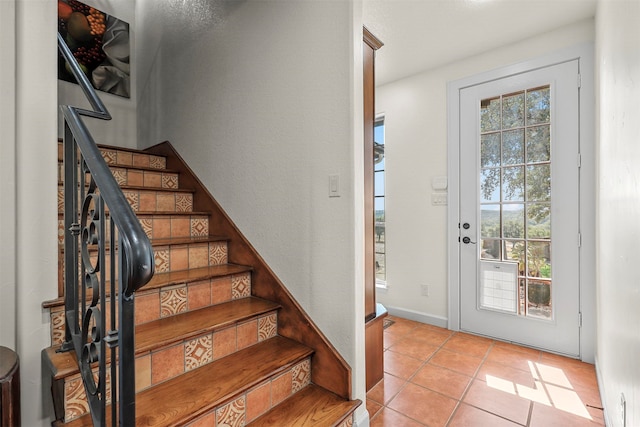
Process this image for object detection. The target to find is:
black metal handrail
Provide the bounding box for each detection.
[58,32,154,426]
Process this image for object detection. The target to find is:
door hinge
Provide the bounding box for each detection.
[577,73,582,88]
[577,153,582,168]
[578,312,583,327]
[578,232,582,247]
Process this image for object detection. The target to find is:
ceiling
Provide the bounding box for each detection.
[363,0,597,86]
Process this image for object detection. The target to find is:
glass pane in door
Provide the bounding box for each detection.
[479,85,552,319]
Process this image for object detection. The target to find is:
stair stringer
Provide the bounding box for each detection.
[145,141,353,400]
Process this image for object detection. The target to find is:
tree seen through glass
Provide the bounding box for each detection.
[479,86,552,319]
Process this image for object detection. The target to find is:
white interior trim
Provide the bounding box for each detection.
[385,305,448,329]
[354,408,370,427]
[447,43,595,362]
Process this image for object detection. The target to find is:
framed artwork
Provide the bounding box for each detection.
[58,0,131,98]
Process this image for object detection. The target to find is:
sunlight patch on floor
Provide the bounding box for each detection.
[484,360,592,420]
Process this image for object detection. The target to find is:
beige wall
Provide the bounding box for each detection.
[595,1,640,425]
[376,19,595,325]
[3,1,59,426]
[136,0,369,423]
[0,0,17,350]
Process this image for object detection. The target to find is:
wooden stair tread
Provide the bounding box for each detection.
[149,235,228,246]
[97,142,165,156]
[107,166,180,175]
[248,384,362,427]
[143,263,253,291]
[118,210,209,216]
[56,164,181,174]
[136,297,281,353]
[58,139,167,156]
[61,336,313,427]
[56,183,193,194]
[42,346,79,380]
[58,235,228,252]
[57,211,211,218]
[44,297,281,379]
[117,184,194,193]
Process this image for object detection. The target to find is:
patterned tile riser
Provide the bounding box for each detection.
[136,272,250,324]
[58,144,167,170]
[183,358,312,427]
[66,187,166,215]
[58,216,210,250]
[59,188,193,217]
[63,369,112,422]
[58,240,226,286]
[146,312,278,387]
[61,311,281,423]
[59,139,166,161]
[99,149,166,170]
[49,272,252,346]
[110,167,179,189]
[122,189,193,213]
[153,241,229,274]
[138,215,210,239]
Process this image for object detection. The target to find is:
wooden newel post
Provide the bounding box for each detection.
[0,346,20,427]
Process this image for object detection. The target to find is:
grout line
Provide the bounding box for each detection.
[380,317,604,426]
[380,318,529,426]
[526,401,534,427]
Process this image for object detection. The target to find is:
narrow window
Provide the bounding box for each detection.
[374,118,386,285]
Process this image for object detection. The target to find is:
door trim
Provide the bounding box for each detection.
[446,43,595,362]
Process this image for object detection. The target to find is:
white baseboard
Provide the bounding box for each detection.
[354,407,370,427]
[384,305,448,329]
[594,355,612,427]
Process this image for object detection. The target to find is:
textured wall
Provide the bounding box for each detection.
[595,1,640,425]
[13,1,59,426]
[136,0,368,422]
[0,0,17,350]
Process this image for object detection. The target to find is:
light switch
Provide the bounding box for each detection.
[431,176,448,190]
[329,174,340,197]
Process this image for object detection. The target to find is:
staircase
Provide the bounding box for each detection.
[43,141,360,426]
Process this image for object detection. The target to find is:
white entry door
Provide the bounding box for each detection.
[459,60,581,357]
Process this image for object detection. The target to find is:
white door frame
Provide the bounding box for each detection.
[446,43,595,362]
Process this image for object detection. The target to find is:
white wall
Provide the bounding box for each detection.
[376,19,594,325]
[6,1,59,426]
[0,0,17,351]
[595,1,640,425]
[136,0,368,423]
[58,0,137,148]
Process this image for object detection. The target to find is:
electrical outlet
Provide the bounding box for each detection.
[421,284,429,297]
[620,393,626,427]
[431,192,447,206]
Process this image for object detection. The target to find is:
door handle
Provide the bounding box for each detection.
[462,236,476,244]
[460,223,476,244]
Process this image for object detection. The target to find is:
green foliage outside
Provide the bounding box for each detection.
[481,208,551,279]
[479,87,552,281]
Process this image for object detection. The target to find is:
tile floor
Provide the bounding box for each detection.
[367,316,605,427]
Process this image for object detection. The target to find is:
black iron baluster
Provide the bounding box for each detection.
[58,30,153,426]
